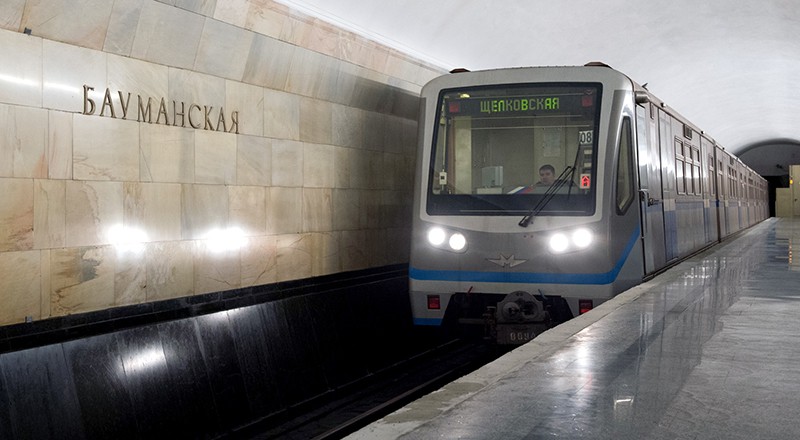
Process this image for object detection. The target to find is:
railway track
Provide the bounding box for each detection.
[233,338,511,439]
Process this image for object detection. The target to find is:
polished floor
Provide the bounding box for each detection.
[349,217,800,439]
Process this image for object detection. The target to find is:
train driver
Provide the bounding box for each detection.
[536,164,556,186]
[508,164,558,194]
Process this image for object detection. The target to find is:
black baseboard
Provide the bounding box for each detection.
[0,264,408,355]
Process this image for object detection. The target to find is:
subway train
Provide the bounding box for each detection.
[409,63,768,344]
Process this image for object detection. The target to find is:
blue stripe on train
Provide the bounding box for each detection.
[413,318,444,326]
[410,227,640,285]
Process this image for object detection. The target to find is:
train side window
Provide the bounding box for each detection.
[616,117,635,214]
[708,154,716,197]
[675,140,685,194]
[691,147,701,195]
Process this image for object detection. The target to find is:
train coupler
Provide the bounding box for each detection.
[491,291,551,345]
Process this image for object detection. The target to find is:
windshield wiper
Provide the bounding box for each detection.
[519,143,585,228]
[518,165,575,227]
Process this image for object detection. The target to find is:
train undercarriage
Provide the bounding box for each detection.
[442,290,574,344]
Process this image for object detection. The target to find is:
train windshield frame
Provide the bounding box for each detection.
[426,82,602,216]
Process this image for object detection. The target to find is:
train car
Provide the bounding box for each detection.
[409,63,768,344]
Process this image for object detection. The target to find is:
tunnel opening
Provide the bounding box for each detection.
[737,138,800,216]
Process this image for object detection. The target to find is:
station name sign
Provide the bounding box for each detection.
[82,85,240,134]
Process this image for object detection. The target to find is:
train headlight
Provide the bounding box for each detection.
[426,227,468,253]
[548,228,593,253]
[549,233,569,253]
[572,228,593,249]
[449,233,466,251]
[427,227,446,246]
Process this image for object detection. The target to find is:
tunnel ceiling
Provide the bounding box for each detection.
[277,0,800,162]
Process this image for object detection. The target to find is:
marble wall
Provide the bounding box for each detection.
[0,0,444,325]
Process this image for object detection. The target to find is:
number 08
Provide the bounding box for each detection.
[579,130,593,145]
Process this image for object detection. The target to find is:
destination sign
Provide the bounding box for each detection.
[480,97,559,114]
[445,93,590,117]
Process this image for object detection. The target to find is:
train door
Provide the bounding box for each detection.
[708,144,721,242]
[701,137,718,244]
[658,109,678,261]
[635,104,667,274]
[716,146,729,237]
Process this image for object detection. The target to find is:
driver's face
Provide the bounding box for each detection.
[539,169,555,184]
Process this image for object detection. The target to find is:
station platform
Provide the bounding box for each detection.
[348,217,800,439]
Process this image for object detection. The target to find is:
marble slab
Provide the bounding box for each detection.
[34,179,66,250]
[47,110,73,180]
[334,146,353,189]
[339,230,368,272]
[298,97,331,144]
[0,250,41,323]
[285,47,339,102]
[139,124,195,184]
[240,234,277,287]
[0,30,42,107]
[0,178,34,252]
[302,188,332,233]
[174,0,217,16]
[65,181,124,248]
[236,134,271,186]
[332,189,359,231]
[20,0,113,50]
[73,115,139,182]
[331,104,364,149]
[180,184,228,240]
[0,0,24,31]
[194,18,253,81]
[229,185,266,237]
[107,53,169,102]
[212,0,249,28]
[276,233,312,282]
[266,187,302,235]
[145,241,194,301]
[271,139,303,187]
[242,33,294,90]
[309,232,339,277]
[124,182,182,243]
[0,104,47,178]
[303,142,334,188]
[50,246,117,317]
[104,0,145,56]
[193,239,241,295]
[130,1,205,70]
[114,244,147,306]
[194,130,236,184]
[227,80,264,137]
[42,40,107,113]
[264,88,300,140]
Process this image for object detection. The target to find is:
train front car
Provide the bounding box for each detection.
[409,66,644,344]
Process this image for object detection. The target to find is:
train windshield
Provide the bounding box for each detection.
[427,83,601,216]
